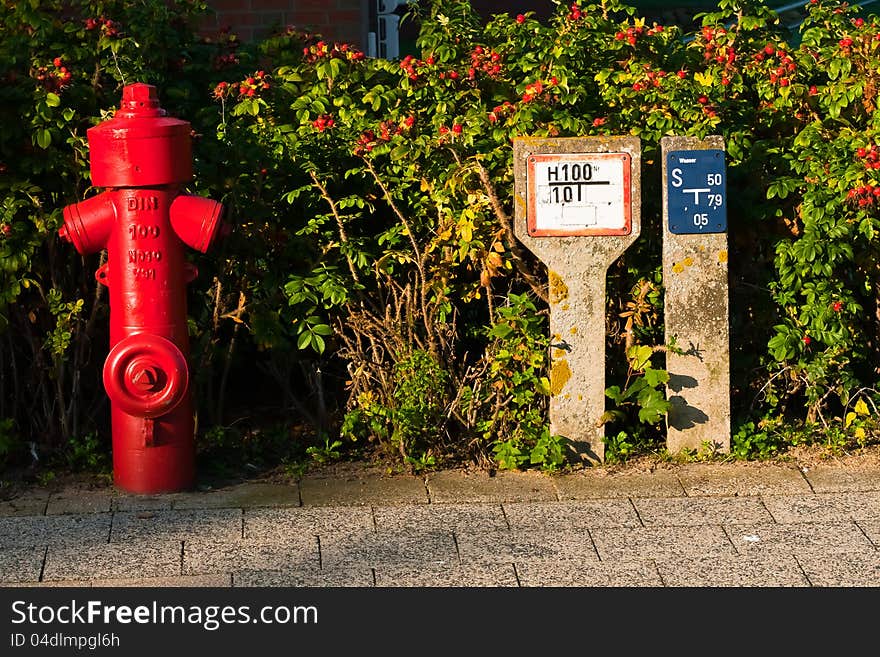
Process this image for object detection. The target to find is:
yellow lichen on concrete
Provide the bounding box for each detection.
[570,327,578,335]
[672,262,685,274]
[549,359,572,396]
[718,250,728,263]
[548,270,569,305]
[683,256,694,267]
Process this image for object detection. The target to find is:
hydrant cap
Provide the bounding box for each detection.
[117,83,165,118]
[87,83,192,187]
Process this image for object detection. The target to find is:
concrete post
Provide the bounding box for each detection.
[513,136,641,463]
[661,135,731,454]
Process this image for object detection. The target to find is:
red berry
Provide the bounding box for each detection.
[676,70,686,79]
[698,95,708,104]
[765,44,775,55]
[516,14,525,24]
[452,123,462,134]
[832,301,843,312]
[803,335,811,345]
[53,57,63,67]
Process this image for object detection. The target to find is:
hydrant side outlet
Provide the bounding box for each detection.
[58,83,225,495]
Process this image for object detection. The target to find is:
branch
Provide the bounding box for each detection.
[472,159,548,304]
[309,170,362,287]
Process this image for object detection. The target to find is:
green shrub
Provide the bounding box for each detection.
[4,0,880,477]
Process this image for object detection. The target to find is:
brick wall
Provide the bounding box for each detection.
[202,0,368,47]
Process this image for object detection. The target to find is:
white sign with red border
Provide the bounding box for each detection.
[527,152,632,237]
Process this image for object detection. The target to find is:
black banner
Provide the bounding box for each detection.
[0,586,870,654]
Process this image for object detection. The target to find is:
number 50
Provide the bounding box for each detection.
[707,173,722,185]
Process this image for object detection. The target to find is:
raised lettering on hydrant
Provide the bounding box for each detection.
[59,83,225,494]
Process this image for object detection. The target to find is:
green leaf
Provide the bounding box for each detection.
[296,331,311,349]
[626,345,653,371]
[643,367,669,388]
[636,387,670,424]
[45,93,60,107]
[605,385,623,402]
[489,323,513,339]
[34,129,51,149]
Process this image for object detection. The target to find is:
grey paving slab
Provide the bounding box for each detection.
[113,494,174,512]
[797,552,880,586]
[373,503,508,533]
[426,470,557,503]
[244,506,374,540]
[856,519,880,546]
[2,580,90,587]
[374,563,518,587]
[90,574,232,587]
[299,474,427,506]
[0,489,50,516]
[802,462,880,493]
[502,499,641,531]
[0,513,111,548]
[0,546,45,584]
[633,496,773,526]
[319,529,458,568]
[762,491,880,524]
[677,463,811,496]
[656,555,810,587]
[234,567,374,587]
[726,521,875,555]
[172,482,300,510]
[46,487,114,515]
[456,529,599,564]
[516,558,662,587]
[183,537,319,575]
[553,469,686,499]
[111,508,243,542]
[591,525,736,560]
[43,541,182,582]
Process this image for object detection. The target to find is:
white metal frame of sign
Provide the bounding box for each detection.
[526,152,632,237]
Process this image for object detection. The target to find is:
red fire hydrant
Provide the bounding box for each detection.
[59,83,224,494]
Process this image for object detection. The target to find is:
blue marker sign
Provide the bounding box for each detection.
[666,149,726,234]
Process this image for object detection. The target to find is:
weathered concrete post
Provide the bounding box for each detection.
[513,136,641,463]
[661,135,731,454]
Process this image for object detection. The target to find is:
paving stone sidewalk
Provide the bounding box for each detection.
[2,459,880,587]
